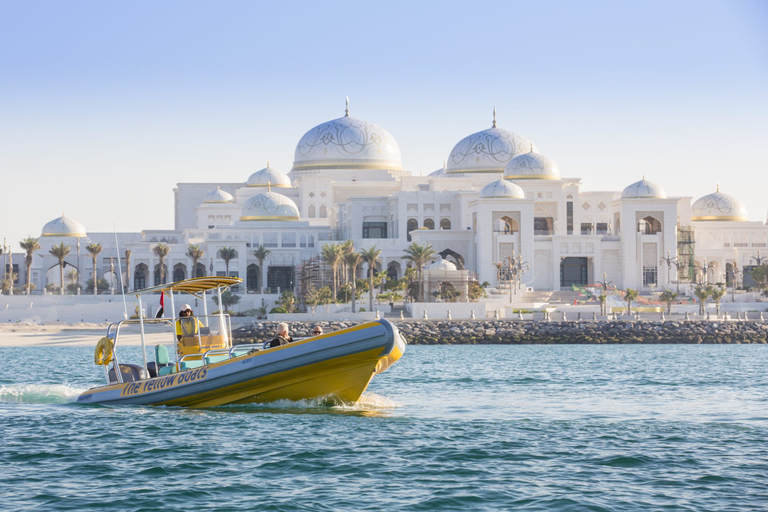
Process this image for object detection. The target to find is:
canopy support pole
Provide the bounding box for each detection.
[137,294,149,375]
[217,285,229,347]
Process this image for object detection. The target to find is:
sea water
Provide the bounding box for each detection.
[1,343,766,511]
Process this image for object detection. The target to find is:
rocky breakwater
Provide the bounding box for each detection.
[233,320,768,345]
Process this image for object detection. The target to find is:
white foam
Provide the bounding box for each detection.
[0,383,85,404]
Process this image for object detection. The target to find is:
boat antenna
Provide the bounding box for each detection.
[113,224,129,320]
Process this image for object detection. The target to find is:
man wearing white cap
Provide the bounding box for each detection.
[176,303,204,341]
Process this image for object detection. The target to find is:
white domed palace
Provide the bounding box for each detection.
[7,102,768,316]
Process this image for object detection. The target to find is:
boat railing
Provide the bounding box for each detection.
[230,344,262,357]
[106,318,176,385]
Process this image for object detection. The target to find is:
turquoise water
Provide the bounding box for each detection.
[1,344,767,511]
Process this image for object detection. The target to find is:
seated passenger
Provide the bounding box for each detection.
[176,304,204,341]
[268,322,294,348]
[313,325,323,335]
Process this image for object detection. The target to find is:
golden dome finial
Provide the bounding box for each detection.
[267,160,270,168]
[492,107,497,128]
[345,96,350,117]
[716,182,720,192]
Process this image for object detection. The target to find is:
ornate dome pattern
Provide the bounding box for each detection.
[621,178,667,199]
[292,109,402,172]
[691,188,748,221]
[246,165,292,188]
[202,187,234,203]
[480,178,526,199]
[446,125,538,175]
[240,191,300,221]
[41,214,87,237]
[504,151,560,180]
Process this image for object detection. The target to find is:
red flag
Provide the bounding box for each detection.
[155,292,165,318]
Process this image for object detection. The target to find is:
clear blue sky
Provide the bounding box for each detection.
[1,0,766,248]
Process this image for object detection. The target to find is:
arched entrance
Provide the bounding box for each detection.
[560,257,589,287]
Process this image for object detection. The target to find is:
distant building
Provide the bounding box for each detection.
[12,103,768,299]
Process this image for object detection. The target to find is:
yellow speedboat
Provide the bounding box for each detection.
[77,277,406,407]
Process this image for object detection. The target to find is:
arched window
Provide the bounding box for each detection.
[440,218,451,230]
[308,204,316,218]
[407,218,418,241]
[424,218,435,230]
[154,264,168,286]
[173,264,186,282]
[134,264,147,290]
[319,205,327,218]
[195,263,206,278]
[501,216,519,234]
[247,264,259,291]
[640,216,662,235]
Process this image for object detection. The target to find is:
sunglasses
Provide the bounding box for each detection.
[313,331,322,334]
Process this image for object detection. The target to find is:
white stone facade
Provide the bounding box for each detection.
[6,107,768,300]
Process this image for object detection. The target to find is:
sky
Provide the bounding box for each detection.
[1,0,766,250]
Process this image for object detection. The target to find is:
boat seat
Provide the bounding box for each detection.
[205,354,229,365]
[180,359,205,371]
[155,345,175,376]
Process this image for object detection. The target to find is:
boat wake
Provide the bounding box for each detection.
[0,383,85,404]
[218,392,401,415]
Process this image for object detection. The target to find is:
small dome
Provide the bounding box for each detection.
[622,178,667,199]
[428,164,447,177]
[429,257,457,271]
[41,214,87,237]
[240,191,300,221]
[292,102,402,172]
[246,164,292,188]
[202,187,234,203]
[480,178,526,199]
[504,150,561,180]
[446,112,537,175]
[691,187,748,221]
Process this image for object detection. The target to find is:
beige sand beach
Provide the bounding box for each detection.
[0,323,170,347]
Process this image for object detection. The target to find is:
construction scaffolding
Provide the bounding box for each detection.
[677,226,695,282]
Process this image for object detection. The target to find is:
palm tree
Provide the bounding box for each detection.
[339,240,355,285]
[124,249,132,292]
[218,246,238,277]
[493,261,503,287]
[402,242,436,302]
[360,246,382,311]
[624,288,639,316]
[321,243,342,301]
[693,285,709,316]
[598,294,607,316]
[187,243,205,279]
[49,242,71,295]
[707,285,726,318]
[152,243,171,285]
[19,237,41,295]
[659,289,677,315]
[85,243,103,295]
[344,250,363,312]
[253,245,271,293]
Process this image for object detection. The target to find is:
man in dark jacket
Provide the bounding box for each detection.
[268,322,293,348]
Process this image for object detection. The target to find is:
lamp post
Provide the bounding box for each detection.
[751,250,766,266]
[731,263,741,302]
[660,251,682,293]
[694,259,712,285]
[596,272,614,316]
[507,252,529,302]
[76,238,81,295]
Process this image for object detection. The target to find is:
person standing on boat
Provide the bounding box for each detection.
[267,322,293,348]
[176,304,204,341]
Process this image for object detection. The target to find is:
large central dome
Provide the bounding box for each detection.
[446,113,538,175]
[292,103,402,172]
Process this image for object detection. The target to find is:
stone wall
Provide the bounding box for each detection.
[233,320,768,345]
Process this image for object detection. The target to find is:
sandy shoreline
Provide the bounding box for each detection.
[0,323,165,347]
